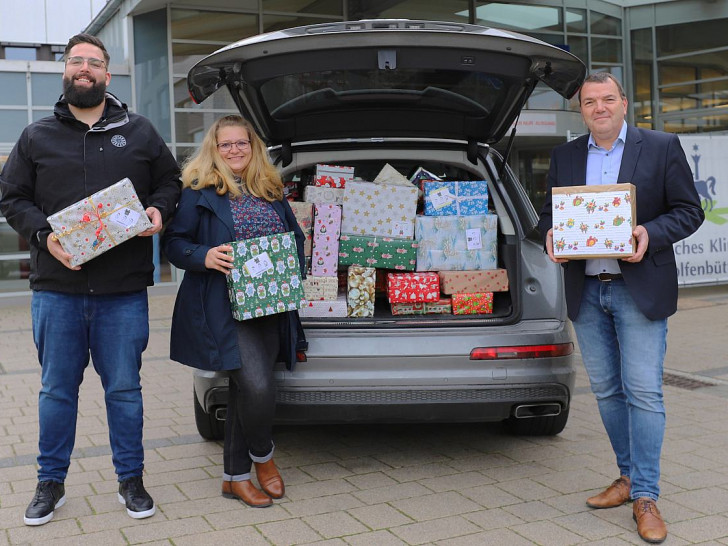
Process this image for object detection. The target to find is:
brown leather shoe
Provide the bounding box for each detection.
[221,480,272,508]
[586,476,631,509]
[633,497,667,543]
[254,459,285,499]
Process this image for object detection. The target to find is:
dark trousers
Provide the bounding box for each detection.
[223,314,280,480]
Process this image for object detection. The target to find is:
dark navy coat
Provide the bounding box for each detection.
[538,125,704,321]
[162,186,307,371]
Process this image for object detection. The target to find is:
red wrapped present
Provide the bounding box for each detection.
[387,272,440,303]
[314,164,354,188]
[452,292,494,314]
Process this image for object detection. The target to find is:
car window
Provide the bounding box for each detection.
[261,68,507,120]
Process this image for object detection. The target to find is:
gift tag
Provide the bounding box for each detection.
[109,205,142,228]
[244,252,274,278]
[466,228,483,250]
[392,221,413,238]
[429,187,455,210]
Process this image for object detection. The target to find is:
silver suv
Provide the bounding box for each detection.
[186,19,585,440]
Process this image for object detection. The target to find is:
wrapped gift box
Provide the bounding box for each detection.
[225,232,306,321]
[423,180,489,216]
[299,295,348,318]
[283,180,301,200]
[416,214,498,271]
[347,266,376,317]
[452,292,493,315]
[391,298,452,315]
[304,186,345,205]
[438,269,509,294]
[373,163,411,187]
[47,177,153,267]
[315,164,354,188]
[552,184,636,259]
[288,201,314,256]
[387,272,440,303]
[410,166,441,186]
[342,181,418,239]
[427,298,453,314]
[338,234,418,271]
[311,204,341,276]
[303,276,338,301]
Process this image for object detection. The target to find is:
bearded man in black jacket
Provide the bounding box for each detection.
[0,33,181,526]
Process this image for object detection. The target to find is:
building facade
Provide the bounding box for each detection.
[1,0,727,295]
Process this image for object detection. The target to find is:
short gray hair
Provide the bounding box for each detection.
[578,72,626,103]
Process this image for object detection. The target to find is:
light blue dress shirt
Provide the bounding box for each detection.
[584,121,628,276]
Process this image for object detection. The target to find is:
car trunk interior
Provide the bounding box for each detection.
[277,154,518,329]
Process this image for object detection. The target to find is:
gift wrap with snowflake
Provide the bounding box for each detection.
[225,232,306,321]
[47,178,153,267]
[415,214,498,271]
[551,184,636,259]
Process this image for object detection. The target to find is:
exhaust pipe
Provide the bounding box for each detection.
[513,403,561,419]
[214,407,227,421]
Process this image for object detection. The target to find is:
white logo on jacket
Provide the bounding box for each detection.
[111,135,127,148]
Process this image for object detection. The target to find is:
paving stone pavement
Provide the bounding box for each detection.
[1,285,727,545]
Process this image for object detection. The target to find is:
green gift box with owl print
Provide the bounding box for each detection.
[225,231,306,321]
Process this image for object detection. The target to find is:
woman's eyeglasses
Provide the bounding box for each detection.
[217,140,251,152]
[65,56,107,70]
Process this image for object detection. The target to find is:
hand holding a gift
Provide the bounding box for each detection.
[205,244,234,274]
[138,207,163,237]
[545,228,569,264]
[621,225,648,263]
[47,233,81,271]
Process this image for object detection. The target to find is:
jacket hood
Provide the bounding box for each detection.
[54,92,129,129]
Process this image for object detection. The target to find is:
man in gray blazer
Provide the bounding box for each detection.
[538,72,704,544]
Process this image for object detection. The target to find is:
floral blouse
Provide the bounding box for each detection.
[229,189,285,240]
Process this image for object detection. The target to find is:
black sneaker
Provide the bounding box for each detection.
[117,476,156,519]
[24,481,65,526]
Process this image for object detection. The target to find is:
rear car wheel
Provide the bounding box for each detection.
[194,391,225,441]
[503,407,569,436]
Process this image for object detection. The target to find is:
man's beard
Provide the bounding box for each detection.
[63,75,107,108]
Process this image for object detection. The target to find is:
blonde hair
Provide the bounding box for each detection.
[181,115,283,201]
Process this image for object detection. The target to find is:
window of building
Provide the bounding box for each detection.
[566,8,586,33]
[263,0,342,15]
[1,72,28,106]
[0,110,29,143]
[590,12,621,37]
[171,9,259,42]
[31,73,62,106]
[656,18,728,56]
[474,2,561,32]
[4,46,37,61]
[350,0,468,22]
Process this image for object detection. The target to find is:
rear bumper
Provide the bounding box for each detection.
[194,365,574,424]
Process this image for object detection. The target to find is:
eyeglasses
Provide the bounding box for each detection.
[217,140,251,152]
[65,56,107,70]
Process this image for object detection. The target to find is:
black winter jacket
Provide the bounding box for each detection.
[0,93,181,294]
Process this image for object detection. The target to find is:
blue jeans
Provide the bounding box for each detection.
[573,278,666,502]
[31,290,149,483]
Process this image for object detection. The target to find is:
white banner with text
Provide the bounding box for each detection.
[675,135,728,285]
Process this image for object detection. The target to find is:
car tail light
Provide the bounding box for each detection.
[296,350,307,362]
[470,343,573,360]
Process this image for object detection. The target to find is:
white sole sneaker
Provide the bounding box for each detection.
[23,494,66,526]
[117,492,156,519]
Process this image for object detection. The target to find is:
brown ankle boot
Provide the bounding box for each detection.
[221,480,272,508]
[254,459,285,499]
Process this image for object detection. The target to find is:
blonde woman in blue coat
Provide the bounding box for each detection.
[163,115,306,508]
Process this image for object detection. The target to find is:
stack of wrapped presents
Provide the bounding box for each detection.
[289,163,509,318]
